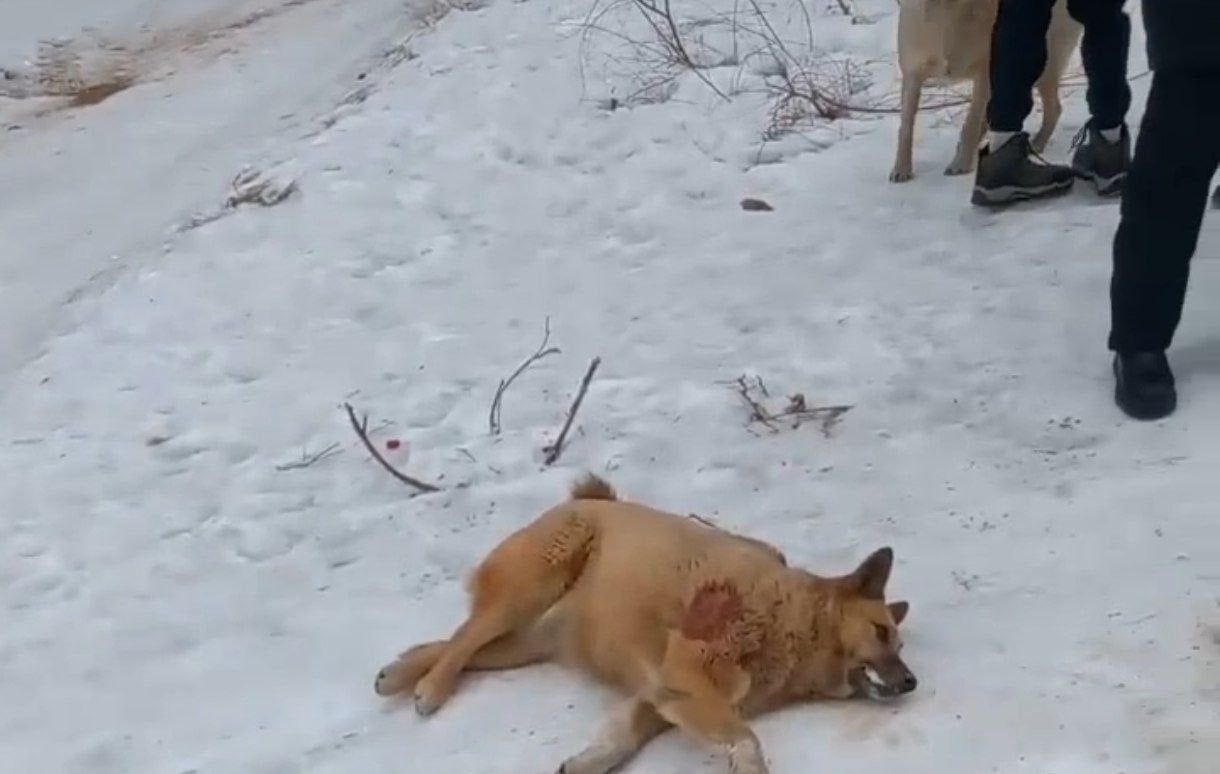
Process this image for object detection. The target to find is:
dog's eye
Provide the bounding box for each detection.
[873,624,890,644]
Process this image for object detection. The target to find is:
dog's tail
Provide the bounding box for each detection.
[570,473,617,501]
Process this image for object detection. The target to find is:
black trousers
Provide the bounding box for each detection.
[988,0,1131,132]
[1109,69,1220,352]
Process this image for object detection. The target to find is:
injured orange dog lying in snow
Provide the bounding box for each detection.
[374,476,916,773]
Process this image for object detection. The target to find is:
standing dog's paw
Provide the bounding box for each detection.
[889,167,914,183]
[943,160,973,176]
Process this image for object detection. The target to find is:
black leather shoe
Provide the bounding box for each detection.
[1113,351,1176,420]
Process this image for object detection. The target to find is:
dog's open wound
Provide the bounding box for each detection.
[682,581,745,642]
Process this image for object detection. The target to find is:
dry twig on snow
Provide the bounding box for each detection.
[489,317,562,435]
[544,357,602,465]
[730,374,851,437]
[579,0,972,140]
[343,403,441,493]
[275,442,341,471]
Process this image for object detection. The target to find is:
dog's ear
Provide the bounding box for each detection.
[888,600,909,625]
[849,547,893,600]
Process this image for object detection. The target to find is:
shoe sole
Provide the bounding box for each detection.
[1113,359,1177,420]
[1074,166,1126,197]
[970,178,1074,208]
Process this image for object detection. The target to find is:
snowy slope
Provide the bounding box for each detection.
[2,0,1219,773]
[0,0,421,376]
[0,0,254,63]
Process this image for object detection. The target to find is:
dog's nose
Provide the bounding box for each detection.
[900,674,918,694]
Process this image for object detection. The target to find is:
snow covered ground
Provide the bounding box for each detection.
[0,0,419,375]
[2,0,1218,772]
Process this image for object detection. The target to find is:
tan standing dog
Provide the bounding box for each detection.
[374,476,916,774]
[889,0,1083,182]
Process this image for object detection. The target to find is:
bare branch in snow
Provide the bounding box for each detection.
[544,357,602,465]
[577,0,973,140]
[729,374,851,437]
[344,403,441,493]
[276,442,342,471]
[489,317,562,436]
[628,0,730,101]
[732,374,778,430]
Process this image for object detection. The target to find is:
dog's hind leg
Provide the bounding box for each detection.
[946,72,989,175]
[557,699,670,774]
[411,509,596,715]
[375,616,560,697]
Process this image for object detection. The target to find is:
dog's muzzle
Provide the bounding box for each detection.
[850,659,918,700]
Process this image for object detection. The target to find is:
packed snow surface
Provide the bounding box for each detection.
[1,0,1217,772]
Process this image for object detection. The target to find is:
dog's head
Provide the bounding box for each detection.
[836,547,917,701]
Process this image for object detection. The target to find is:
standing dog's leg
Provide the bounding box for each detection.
[1031,76,1062,152]
[946,72,990,175]
[557,699,670,774]
[890,74,924,182]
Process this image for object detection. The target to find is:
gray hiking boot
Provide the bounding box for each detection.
[971,132,1074,207]
[1071,122,1131,197]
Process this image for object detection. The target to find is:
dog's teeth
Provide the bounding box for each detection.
[864,666,886,687]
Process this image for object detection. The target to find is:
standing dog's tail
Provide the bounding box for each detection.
[570,473,617,501]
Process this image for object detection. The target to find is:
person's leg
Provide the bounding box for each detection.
[1068,0,1131,130]
[1109,68,1220,418]
[1067,0,1134,194]
[973,0,1076,206]
[986,0,1057,142]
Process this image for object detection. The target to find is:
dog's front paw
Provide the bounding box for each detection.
[889,167,914,183]
[727,737,768,774]
[556,745,619,774]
